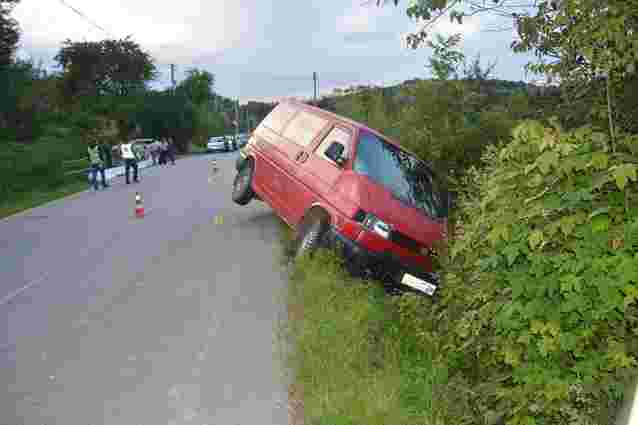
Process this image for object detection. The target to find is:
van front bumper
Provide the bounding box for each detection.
[323,227,440,296]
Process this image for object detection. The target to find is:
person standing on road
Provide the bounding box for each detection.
[159,138,168,166]
[87,139,109,190]
[119,139,139,184]
[98,141,113,169]
[167,139,176,165]
[150,140,159,165]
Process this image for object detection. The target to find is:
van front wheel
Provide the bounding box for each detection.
[232,161,254,205]
[295,218,327,260]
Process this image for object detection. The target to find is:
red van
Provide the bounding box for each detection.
[233,100,447,296]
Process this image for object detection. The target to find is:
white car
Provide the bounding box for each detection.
[237,133,250,147]
[208,136,236,152]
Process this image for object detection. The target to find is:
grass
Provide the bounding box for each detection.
[0,179,88,219]
[278,224,448,425]
[188,143,208,155]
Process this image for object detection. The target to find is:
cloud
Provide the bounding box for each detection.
[10,0,535,101]
[12,0,254,63]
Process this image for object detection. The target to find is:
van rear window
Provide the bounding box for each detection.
[259,103,297,134]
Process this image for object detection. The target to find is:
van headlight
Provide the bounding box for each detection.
[362,213,392,239]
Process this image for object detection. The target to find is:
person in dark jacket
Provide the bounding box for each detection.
[98,142,113,169]
[167,139,176,165]
[159,138,168,165]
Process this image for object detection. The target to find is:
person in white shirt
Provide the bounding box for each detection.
[119,140,140,184]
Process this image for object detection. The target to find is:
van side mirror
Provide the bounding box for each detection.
[325,142,346,166]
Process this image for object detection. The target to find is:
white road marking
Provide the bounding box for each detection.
[0,274,47,306]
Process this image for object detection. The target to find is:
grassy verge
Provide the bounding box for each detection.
[279,225,448,425]
[0,144,208,220]
[188,143,208,155]
[0,179,88,219]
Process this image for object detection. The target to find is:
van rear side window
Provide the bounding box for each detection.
[260,103,297,134]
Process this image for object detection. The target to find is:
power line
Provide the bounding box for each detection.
[56,0,116,38]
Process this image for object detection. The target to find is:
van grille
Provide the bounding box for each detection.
[389,230,421,253]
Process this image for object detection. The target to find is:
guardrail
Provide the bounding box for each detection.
[61,155,155,182]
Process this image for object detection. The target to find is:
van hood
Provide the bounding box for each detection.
[358,175,445,247]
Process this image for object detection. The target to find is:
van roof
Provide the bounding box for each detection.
[280,99,416,157]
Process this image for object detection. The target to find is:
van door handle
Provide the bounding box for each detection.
[296,151,309,163]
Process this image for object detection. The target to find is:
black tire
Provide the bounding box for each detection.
[295,217,327,260]
[232,160,255,205]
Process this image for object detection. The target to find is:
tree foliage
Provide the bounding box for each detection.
[0,60,65,141]
[178,68,215,106]
[379,0,638,153]
[398,120,638,424]
[54,38,155,98]
[0,0,19,67]
[379,0,637,91]
[426,33,465,80]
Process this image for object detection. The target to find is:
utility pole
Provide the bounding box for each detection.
[235,99,240,142]
[170,64,176,92]
[313,72,317,103]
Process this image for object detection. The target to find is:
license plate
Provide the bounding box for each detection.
[401,273,437,296]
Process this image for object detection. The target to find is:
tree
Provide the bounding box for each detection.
[378,0,636,83]
[178,68,215,106]
[0,0,19,66]
[54,37,156,99]
[132,89,196,152]
[0,60,62,141]
[379,0,638,150]
[426,33,465,80]
[463,53,496,81]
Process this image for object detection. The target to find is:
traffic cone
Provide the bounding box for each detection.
[135,192,144,218]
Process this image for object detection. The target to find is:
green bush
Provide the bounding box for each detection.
[417,120,638,424]
[0,132,87,201]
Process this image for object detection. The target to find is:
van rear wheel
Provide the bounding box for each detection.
[232,161,254,205]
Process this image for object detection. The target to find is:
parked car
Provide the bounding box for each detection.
[237,133,250,148]
[232,100,448,296]
[208,136,229,152]
[225,134,242,151]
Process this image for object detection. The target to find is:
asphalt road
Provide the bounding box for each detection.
[0,153,290,425]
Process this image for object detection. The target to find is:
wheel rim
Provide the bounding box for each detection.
[297,224,320,257]
[234,167,249,195]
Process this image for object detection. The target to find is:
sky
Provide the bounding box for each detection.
[12,0,538,103]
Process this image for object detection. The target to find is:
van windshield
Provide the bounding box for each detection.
[353,131,446,219]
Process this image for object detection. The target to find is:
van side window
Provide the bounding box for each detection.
[316,127,351,164]
[281,111,329,147]
[259,103,297,134]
